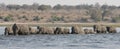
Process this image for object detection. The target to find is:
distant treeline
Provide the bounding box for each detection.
[0,3,120,23]
[0,3,120,10]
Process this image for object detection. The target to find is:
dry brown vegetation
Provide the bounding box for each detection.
[0,3,120,23]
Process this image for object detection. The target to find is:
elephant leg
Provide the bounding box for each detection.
[97,31,100,33]
[96,30,99,33]
[37,31,41,34]
[113,30,116,33]
[26,32,30,35]
[101,31,104,33]
[103,31,105,33]
[4,31,8,35]
[14,30,19,35]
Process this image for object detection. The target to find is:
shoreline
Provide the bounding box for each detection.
[1,23,120,27]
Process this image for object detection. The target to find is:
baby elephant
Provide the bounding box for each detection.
[4,26,13,35]
[84,29,95,34]
[29,27,38,34]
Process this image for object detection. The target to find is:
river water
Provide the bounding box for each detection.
[0,27,120,49]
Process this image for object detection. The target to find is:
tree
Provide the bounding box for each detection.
[7,5,21,10]
[0,3,6,10]
[102,10,111,20]
[101,4,109,10]
[76,4,91,9]
[94,3,100,9]
[53,4,63,10]
[38,5,51,11]
[31,3,39,10]
[21,4,31,10]
[89,8,102,22]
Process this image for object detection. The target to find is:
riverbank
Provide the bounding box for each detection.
[1,23,120,27]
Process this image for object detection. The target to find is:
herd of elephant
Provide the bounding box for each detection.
[4,23,117,35]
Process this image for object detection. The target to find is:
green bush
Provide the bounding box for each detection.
[22,15,28,20]
[33,16,40,21]
[51,16,61,21]
[112,16,120,22]
[4,16,13,21]
[81,18,88,22]
[0,16,3,19]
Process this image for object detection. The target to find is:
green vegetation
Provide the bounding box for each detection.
[89,8,102,22]
[112,16,120,22]
[51,16,61,21]
[33,16,41,21]
[0,16,3,19]
[4,16,13,21]
[38,5,51,11]
[53,4,63,10]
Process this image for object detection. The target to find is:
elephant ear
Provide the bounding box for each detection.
[15,24,19,30]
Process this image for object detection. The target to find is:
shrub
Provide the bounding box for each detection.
[22,15,28,20]
[0,16,3,19]
[112,16,120,22]
[81,18,88,22]
[33,16,40,21]
[51,16,61,21]
[4,16,13,21]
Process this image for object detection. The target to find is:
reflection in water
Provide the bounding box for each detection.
[0,27,120,49]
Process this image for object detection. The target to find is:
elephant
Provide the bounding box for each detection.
[37,26,43,34]
[45,27,54,34]
[93,24,107,33]
[29,27,38,34]
[4,26,13,35]
[101,25,107,33]
[12,23,30,35]
[54,27,70,34]
[54,27,63,34]
[63,28,70,34]
[37,26,54,34]
[93,24,101,33]
[84,29,95,34]
[84,29,89,34]
[89,29,95,34]
[106,26,116,33]
[71,26,85,34]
